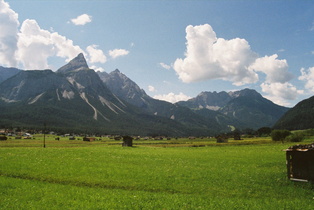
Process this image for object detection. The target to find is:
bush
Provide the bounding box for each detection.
[286,132,305,142]
[216,135,228,143]
[271,130,291,142]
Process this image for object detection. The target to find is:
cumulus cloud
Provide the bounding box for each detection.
[173,24,259,86]
[148,85,156,92]
[109,49,129,59]
[71,14,92,26]
[90,65,105,72]
[159,62,171,70]
[153,92,191,103]
[173,24,295,86]
[16,19,83,69]
[299,67,314,92]
[16,19,55,69]
[0,0,19,67]
[0,1,110,70]
[260,82,303,106]
[173,23,301,105]
[86,45,106,63]
[51,32,83,63]
[249,54,293,83]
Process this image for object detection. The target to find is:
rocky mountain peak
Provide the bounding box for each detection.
[228,88,261,98]
[109,69,128,82]
[97,69,151,108]
[112,69,121,74]
[57,53,89,74]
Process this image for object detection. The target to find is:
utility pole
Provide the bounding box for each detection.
[43,123,46,148]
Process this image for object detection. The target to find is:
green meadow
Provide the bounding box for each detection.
[0,136,313,209]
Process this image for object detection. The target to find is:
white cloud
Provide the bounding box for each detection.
[71,14,92,26]
[0,1,111,70]
[51,32,82,63]
[173,24,301,105]
[16,19,55,69]
[109,49,129,59]
[249,54,293,83]
[148,85,156,92]
[173,24,297,87]
[159,62,171,70]
[90,65,105,72]
[260,82,303,106]
[153,92,191,103]
[16,19,83,69]
[86,45,106,63]
[173,24,259,86]
[0,0,19,67]
[299,67,314,92]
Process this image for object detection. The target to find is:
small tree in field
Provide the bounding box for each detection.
[286,132,305,142]
[271,130,291,143]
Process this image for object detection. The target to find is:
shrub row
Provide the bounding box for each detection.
[271,130,305,143]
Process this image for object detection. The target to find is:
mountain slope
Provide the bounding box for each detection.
[273,95,314,130]
[177,91,232,111]
[178,89,289,129]
[98,69,150,108]
[0,54,290,135]
[0,54,219,136]
[98,69,228,134]
[57,53,89,74]
[219,90,289,129]
[0,66,21,84]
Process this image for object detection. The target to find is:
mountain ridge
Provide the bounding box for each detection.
[0,54,221,136]
[177,88,289,129]
[0,66,21,84]
[273,95,314,130]
[0,53,292,135]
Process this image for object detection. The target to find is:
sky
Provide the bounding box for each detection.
[0,0,313,107]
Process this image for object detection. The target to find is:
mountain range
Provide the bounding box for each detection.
[0,53,300,136]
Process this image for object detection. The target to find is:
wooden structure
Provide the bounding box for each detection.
[0,135,7,140]
[122,136,133,147]
[286,143,314,182]
[83,137,95,142]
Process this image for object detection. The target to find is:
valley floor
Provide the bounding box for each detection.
[0,137,313,209]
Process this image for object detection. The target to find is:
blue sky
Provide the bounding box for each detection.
[1,0,313,107]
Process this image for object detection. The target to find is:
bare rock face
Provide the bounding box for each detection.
[57,53,89,74]
[177,91,232,110]
[98,69,150,108]
[0,70,75,102]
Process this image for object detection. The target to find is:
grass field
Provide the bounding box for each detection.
[0,136,313,209]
